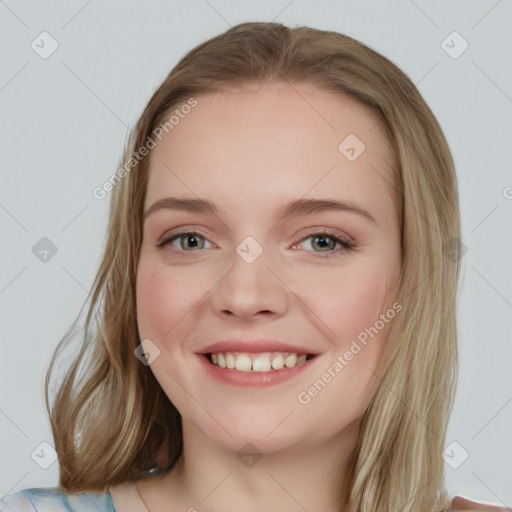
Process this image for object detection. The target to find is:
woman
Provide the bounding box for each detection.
[1,22,508,512]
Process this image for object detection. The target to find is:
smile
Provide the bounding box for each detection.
[208,351,314,372]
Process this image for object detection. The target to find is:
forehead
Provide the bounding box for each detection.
[145,83,396,221]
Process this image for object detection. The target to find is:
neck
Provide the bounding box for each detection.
[153,418,360,512]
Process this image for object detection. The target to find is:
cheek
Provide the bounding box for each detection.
[136,257,202,341]
[300,258,394,344]
[136,253,228,349]
[296,262,393,426]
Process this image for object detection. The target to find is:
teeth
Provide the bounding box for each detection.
[271,354,284,370]
[235,354,252,372]
[208,352,310,372]
[284,353,297,368]
[225,352,236,369]
[253,355,271,372]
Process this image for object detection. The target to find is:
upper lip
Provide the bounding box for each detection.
[197,339,319,355]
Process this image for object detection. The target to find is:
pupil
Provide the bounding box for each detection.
[315,236,332,251]
[186,236,200,249]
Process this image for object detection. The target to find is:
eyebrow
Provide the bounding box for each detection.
[143,197,377,225]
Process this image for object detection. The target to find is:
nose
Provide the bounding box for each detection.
[210,245,289,321]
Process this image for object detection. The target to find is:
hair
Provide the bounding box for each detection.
[45,21,462,512]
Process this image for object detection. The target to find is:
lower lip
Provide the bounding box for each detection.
[195,354,317,387]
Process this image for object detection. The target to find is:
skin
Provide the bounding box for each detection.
[133,82,401,512]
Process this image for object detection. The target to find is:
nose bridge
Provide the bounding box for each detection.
[230,234,275,294]
[210,235,288,318]
[232,235,271,280]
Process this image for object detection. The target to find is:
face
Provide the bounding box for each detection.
[136,82,401,455]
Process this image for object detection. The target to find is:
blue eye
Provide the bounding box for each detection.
[293,232,355,259]
[156,230,355,258]
[157,231,212,251]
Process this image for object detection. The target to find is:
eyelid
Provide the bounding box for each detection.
[156,226,356,260]
[156,225,216,245]
[156,228,215,249]
[290,229,355,259]
[156,227,352,247]
[294,226,354,245]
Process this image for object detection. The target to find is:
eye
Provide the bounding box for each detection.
[156,229,355,259]
[156,231,213,252]
[292,231,355,259]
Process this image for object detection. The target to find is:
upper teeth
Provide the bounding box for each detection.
[210,352,308,371]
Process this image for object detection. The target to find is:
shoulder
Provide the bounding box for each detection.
[450,494,511,511]
[0,487,116,512]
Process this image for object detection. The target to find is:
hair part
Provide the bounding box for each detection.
[45,22,461,512]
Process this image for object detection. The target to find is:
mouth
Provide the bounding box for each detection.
[203,351,317,372]
[195,339,320,386]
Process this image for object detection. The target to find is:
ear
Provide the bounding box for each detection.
[451,495,511,511]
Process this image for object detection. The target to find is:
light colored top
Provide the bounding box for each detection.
[1,482,510,511]
[0,482,143,512]
[0,486,116,512]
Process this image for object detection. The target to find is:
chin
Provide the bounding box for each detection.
[183,410,304,454]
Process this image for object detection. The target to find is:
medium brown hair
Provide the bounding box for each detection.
[45,22,461,512]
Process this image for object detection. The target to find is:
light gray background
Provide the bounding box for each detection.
[1,0,511,506]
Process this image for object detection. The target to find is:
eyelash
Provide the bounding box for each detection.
[156,229,356,259]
